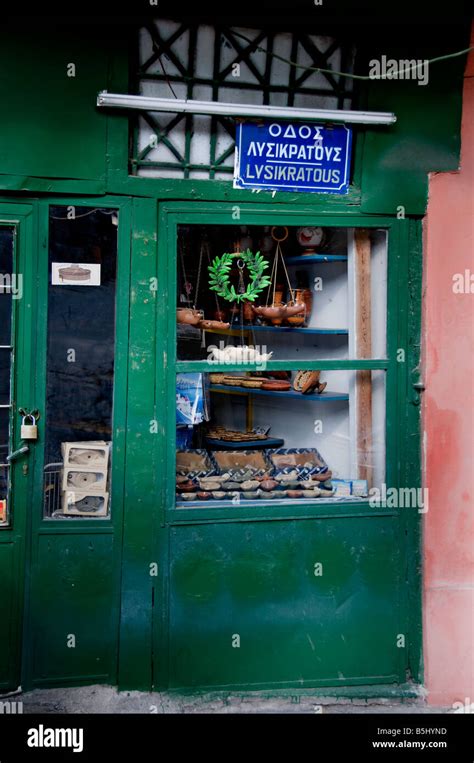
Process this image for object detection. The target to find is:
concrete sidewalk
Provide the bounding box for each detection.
[3,685,455,714]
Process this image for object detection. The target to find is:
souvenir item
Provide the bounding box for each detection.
[176,374,205,425]
[261,380,291,391]
[293,370,326,394]
[251,228,305,323]
[296,226,325,255]
[208,249,271,304]
[176,307,202,326]
[208,345,272,364]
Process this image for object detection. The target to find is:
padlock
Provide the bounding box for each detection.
[21,414,38,440]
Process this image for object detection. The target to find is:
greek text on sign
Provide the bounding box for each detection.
[234,121,352,195]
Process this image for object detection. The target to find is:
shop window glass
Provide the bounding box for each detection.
[176,225,387,362]
[43,207,118,519]
[175,222,388,510]
[0,226,15,526]
[175,370,386,508]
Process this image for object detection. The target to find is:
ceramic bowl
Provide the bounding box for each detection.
[260,479,278,491]
[198,481,221,491]
[241,480,260,490]
[221,481,241,491]
[287,490,304,499]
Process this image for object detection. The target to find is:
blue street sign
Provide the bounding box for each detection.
[234,120,352,195]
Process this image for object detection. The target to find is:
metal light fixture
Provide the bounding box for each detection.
[97,91,397,126]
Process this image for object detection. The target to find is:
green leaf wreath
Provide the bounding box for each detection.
[208,249,272,303]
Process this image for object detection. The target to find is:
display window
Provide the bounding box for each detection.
[174,220,391,510]
[176,369,385,508]
[177,224,387,362]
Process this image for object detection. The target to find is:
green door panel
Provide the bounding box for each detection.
[0,543,16,689]
[30,534,118,685]
[168,517,402,690]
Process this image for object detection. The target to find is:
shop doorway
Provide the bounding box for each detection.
[151,202,421,691]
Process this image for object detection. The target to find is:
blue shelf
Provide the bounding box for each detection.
[205,437,284,449]
[285,254,347,264]
[210,384,349,402]
[218,325,348,335]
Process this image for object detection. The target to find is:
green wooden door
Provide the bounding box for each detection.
[150,202,422,692]
[20,197,131,690]
[0,203,37,692]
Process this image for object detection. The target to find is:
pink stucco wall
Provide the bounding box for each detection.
[423,28,474,707]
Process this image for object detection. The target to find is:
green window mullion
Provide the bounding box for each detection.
[176,359,391,374]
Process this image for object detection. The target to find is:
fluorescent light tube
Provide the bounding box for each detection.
[97,91,396,125]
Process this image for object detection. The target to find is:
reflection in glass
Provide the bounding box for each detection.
[43,207,117,519]
[176,225,387,363]
[0,227,14,526]
[175,370,385,508]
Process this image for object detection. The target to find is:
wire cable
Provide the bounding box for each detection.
[230,30,474,81]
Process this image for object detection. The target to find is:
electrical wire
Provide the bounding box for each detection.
[50,209,117,220]
[230,30,474,81]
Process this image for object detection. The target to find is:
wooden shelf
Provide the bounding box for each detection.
[210,384,349,401]
[205,325,348,335]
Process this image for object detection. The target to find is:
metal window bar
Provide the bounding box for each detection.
[132,20,356,179]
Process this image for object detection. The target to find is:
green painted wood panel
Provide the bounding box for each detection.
[31,534,117,685]
[0,24,109,186]
[0,543,16,689]
[359,31,469,215]
[117,198,158,691]
[167,517,403,690]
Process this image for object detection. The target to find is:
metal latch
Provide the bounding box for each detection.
[7,445,30,462]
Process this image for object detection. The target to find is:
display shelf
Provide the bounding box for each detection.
[285,254,347,264]
[210,384,349,401]
[205,325,349,335]
[205,437,284,449]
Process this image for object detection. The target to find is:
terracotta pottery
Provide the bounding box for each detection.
[286,290,306,326]
[252,304,286,320]
[287,490,304,499]
[270,301,285,326]
[312,470,332,482]
[176,308,202,326]
[243,300,254,324]
[177,480,197,492]
[198,319,230,330]
[213,308,228,322]
[197,492,212,500]
[260,479,278,491]
[284,302,306,318]
[198,481,221,491]
[261,381,291,391]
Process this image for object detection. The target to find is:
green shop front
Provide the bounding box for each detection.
[0,10,469,694]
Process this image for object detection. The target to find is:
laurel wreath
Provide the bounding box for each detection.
[208,250,272,303]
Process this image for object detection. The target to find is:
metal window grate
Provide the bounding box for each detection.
[131,19,356,179]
